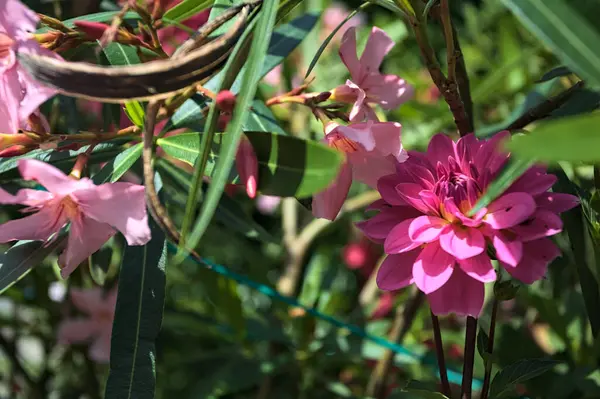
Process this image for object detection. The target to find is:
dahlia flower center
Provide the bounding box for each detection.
[436,171,482,216]
[0,33,14,62]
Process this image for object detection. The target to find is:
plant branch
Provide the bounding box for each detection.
[461,316,478,399]
[366,290,425,398]
[431,312,451,397]
[506,81,584,131]
[480,300,499,399]
[439,0,455,82]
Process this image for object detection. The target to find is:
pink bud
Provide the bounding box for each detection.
[235,137,258,199]
[342,242,368,269]
[215,90,236,113]
[217,113,231,131]
[0,145,32,157]
[74,20,110,40]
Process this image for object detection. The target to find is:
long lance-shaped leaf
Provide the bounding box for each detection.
[105,217,167,399]
[176,0,280,263]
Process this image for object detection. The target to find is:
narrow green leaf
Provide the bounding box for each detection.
[477,327,490,361]
[181,0,280,260]
[163,0,214,22]
[502,0,600,87]
[92,143,143,184]
[537,66,572,82]
[37,11,141,33]
[488,359,560,399]
[298,248,331,307]
[0,238,66,294]
[105,218,167,399]
[305,4,367,78]
[422,0,439,19]
[469,158,533,216]
[101,43,145,126]
[243,100,288,135]
[506,113,600,162]
[166,12,317,131]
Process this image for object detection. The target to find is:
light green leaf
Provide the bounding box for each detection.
[489,359,560,399]
[506,113,600,162]
[469,158,533,216]
[0,238,66,294]
[180,0,280,260]
[163,0,214,22]
[105,218,167,399]
[92,143,143,184]
[502,0,600,87]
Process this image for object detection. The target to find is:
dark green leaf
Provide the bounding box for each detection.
[305,5,366,78]
[537,66,572,82]
[298,248,331,307]
[105,218,167,399]
[469,158,533,216]
[163,0,214,22]
[502,0,600,87]
[0,238,66,294]
[506,113,600,162]
[489,359,560,399]
[389,389,449,399]
[243,100,287,135]
[477,327,490,361]
[180,0,281,260]
[92,143,143,184]
[246,130,343,197]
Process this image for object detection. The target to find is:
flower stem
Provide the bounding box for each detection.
[431,312,452,397]
[461,316,478,399]
[480,300,498,399]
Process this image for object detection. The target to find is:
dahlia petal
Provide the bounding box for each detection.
[536,192,580,213]
[473,131,510,175]
[376,250,420,290]
[503,238,560,284]
[365,199,389,212]
[409,215,448,243]
[458,253,496,283]
[492,231,523,267]
[412,241,455,294]
[377,175,406,206]
[439,224,485,260]
[73,182,150,246]
[312,160,353,220]
[357,207,421,241]
[428,268,485,317]
[511,209,563,241]
[359,27,394,73]
[427,133,455,166]
[395,183,431,213]
[507,167,557,196]
[485,192,536,229]
[384,217,420,254]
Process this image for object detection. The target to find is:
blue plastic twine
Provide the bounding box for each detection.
[167,243,483,390]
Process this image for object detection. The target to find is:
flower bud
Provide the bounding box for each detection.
[0,134,35,150]
[74,20,110,40]
[217,113,232,131]
[493,280,520,301]
[0,145,32,157]
[152,0,170,20]
[216,90,237,113]
[342,242,368,269]
[235,137,258,199]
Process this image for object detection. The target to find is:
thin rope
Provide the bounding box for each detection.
[167,243,483,390]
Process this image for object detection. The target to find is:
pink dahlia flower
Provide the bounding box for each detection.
[0,160,151,277]
[0,0,58,133]
[57,287,117,363]
[332,27,414,122]
[358,132,579,317]
[312,121,408,220]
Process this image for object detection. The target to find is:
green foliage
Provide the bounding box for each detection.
[488,359,560,399]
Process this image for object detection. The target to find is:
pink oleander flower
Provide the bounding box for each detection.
[236,136,259,199]
[312,121,407,220]
[331,27,414,121]
[0,0,58,133]
[321,2,364,44]
[0,159,151,277]
[358,132,579,317]
[57,287,117,363]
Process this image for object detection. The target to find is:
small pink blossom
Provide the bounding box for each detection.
[332,27,414,121]
[358,132,579,317]
[256,195,281,214]
[321,3,364,44]
[57,287,117,363]
[312,121,407,220]
[0,159,151,277]
[0,0,58,133]
[236,137,259,199]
